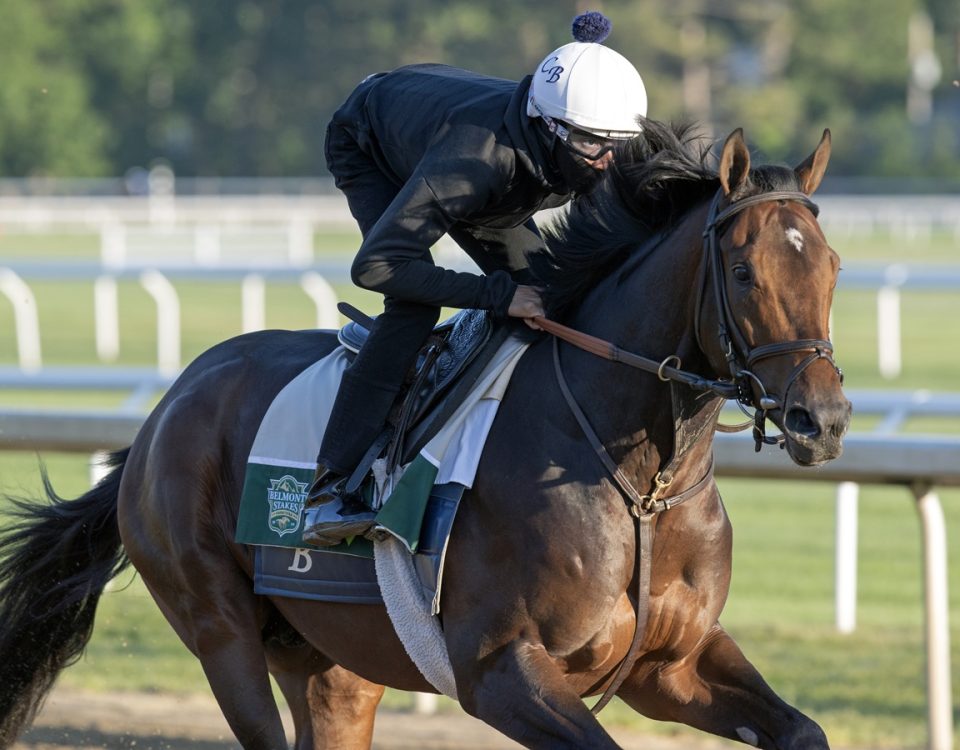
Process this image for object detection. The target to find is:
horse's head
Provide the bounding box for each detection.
[702,129,851,466]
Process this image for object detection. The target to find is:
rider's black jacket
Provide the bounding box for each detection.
[327,64,572,317]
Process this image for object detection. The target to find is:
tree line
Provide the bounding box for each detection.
[0,0,956,180]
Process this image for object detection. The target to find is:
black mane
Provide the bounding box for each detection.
[533,119,803,318]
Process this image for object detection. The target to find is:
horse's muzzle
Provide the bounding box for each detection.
[781,396,852,466]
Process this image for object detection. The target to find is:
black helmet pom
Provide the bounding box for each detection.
[571,11,612,43]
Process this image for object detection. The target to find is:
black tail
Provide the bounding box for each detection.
[0,449,131,747]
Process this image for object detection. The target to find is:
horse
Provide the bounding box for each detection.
[0,123,850,750]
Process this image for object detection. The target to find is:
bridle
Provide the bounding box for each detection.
[537,186,843,452]
[697,188,843,449]
[537,187,844,714]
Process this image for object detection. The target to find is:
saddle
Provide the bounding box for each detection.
[335,303,519,493]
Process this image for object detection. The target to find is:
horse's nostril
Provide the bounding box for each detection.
[785,407,820,439]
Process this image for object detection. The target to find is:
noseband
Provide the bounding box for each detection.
[698,189,843,449]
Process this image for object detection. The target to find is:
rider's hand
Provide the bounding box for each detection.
[508,285,545,330]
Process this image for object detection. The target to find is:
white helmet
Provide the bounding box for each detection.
[527,13,647,139]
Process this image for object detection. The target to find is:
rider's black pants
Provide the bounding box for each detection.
[320,114,543,473]
[318,121,440,473]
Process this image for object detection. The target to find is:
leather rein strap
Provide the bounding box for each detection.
[534,317,740,400]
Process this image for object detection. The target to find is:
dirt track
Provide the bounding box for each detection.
[14,689,740,750]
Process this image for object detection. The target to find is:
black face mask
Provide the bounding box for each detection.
[552,139,606,196]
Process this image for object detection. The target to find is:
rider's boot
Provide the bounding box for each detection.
[303,299,439,546]
[302,370,398,546]
[302,465,377,546]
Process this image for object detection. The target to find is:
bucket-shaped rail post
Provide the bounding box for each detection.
[94,274,120,362]
[414,693,438,715]
[835,481,859,634]
[877,264,907,380]
[300,272,340,329]
[139,270,181,377]
[0,268,42,372]
[287,219,314,266]
[912,482,953,750]
[242,274,267,333]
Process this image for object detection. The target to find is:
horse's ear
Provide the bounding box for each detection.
[794,128,832,195]
[718,128,751,196]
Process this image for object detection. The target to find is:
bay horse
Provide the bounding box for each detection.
[0,124,850,749]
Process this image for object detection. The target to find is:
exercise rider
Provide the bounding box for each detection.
[303,11,648,547]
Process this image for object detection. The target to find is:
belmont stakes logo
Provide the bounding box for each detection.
[266,475,308,537]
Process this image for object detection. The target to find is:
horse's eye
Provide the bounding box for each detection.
[732,264,752,283]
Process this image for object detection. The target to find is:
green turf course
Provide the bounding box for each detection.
[0,226,957,747]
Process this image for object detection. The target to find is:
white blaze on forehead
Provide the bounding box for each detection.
[785,227,805,253]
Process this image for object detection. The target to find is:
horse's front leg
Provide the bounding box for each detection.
[618,624,829,749]
[447,637,621,750]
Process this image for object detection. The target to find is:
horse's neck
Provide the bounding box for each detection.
[574,201,708,339]
[563,204,718,480]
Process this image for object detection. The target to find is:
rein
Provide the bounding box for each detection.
[534,317,740,400]
[538,186,840,714]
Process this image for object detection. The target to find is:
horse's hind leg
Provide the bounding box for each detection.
[121,475,289,747]
[135,565,289,749]
[264,617,384,750]
[618,624,829,750]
